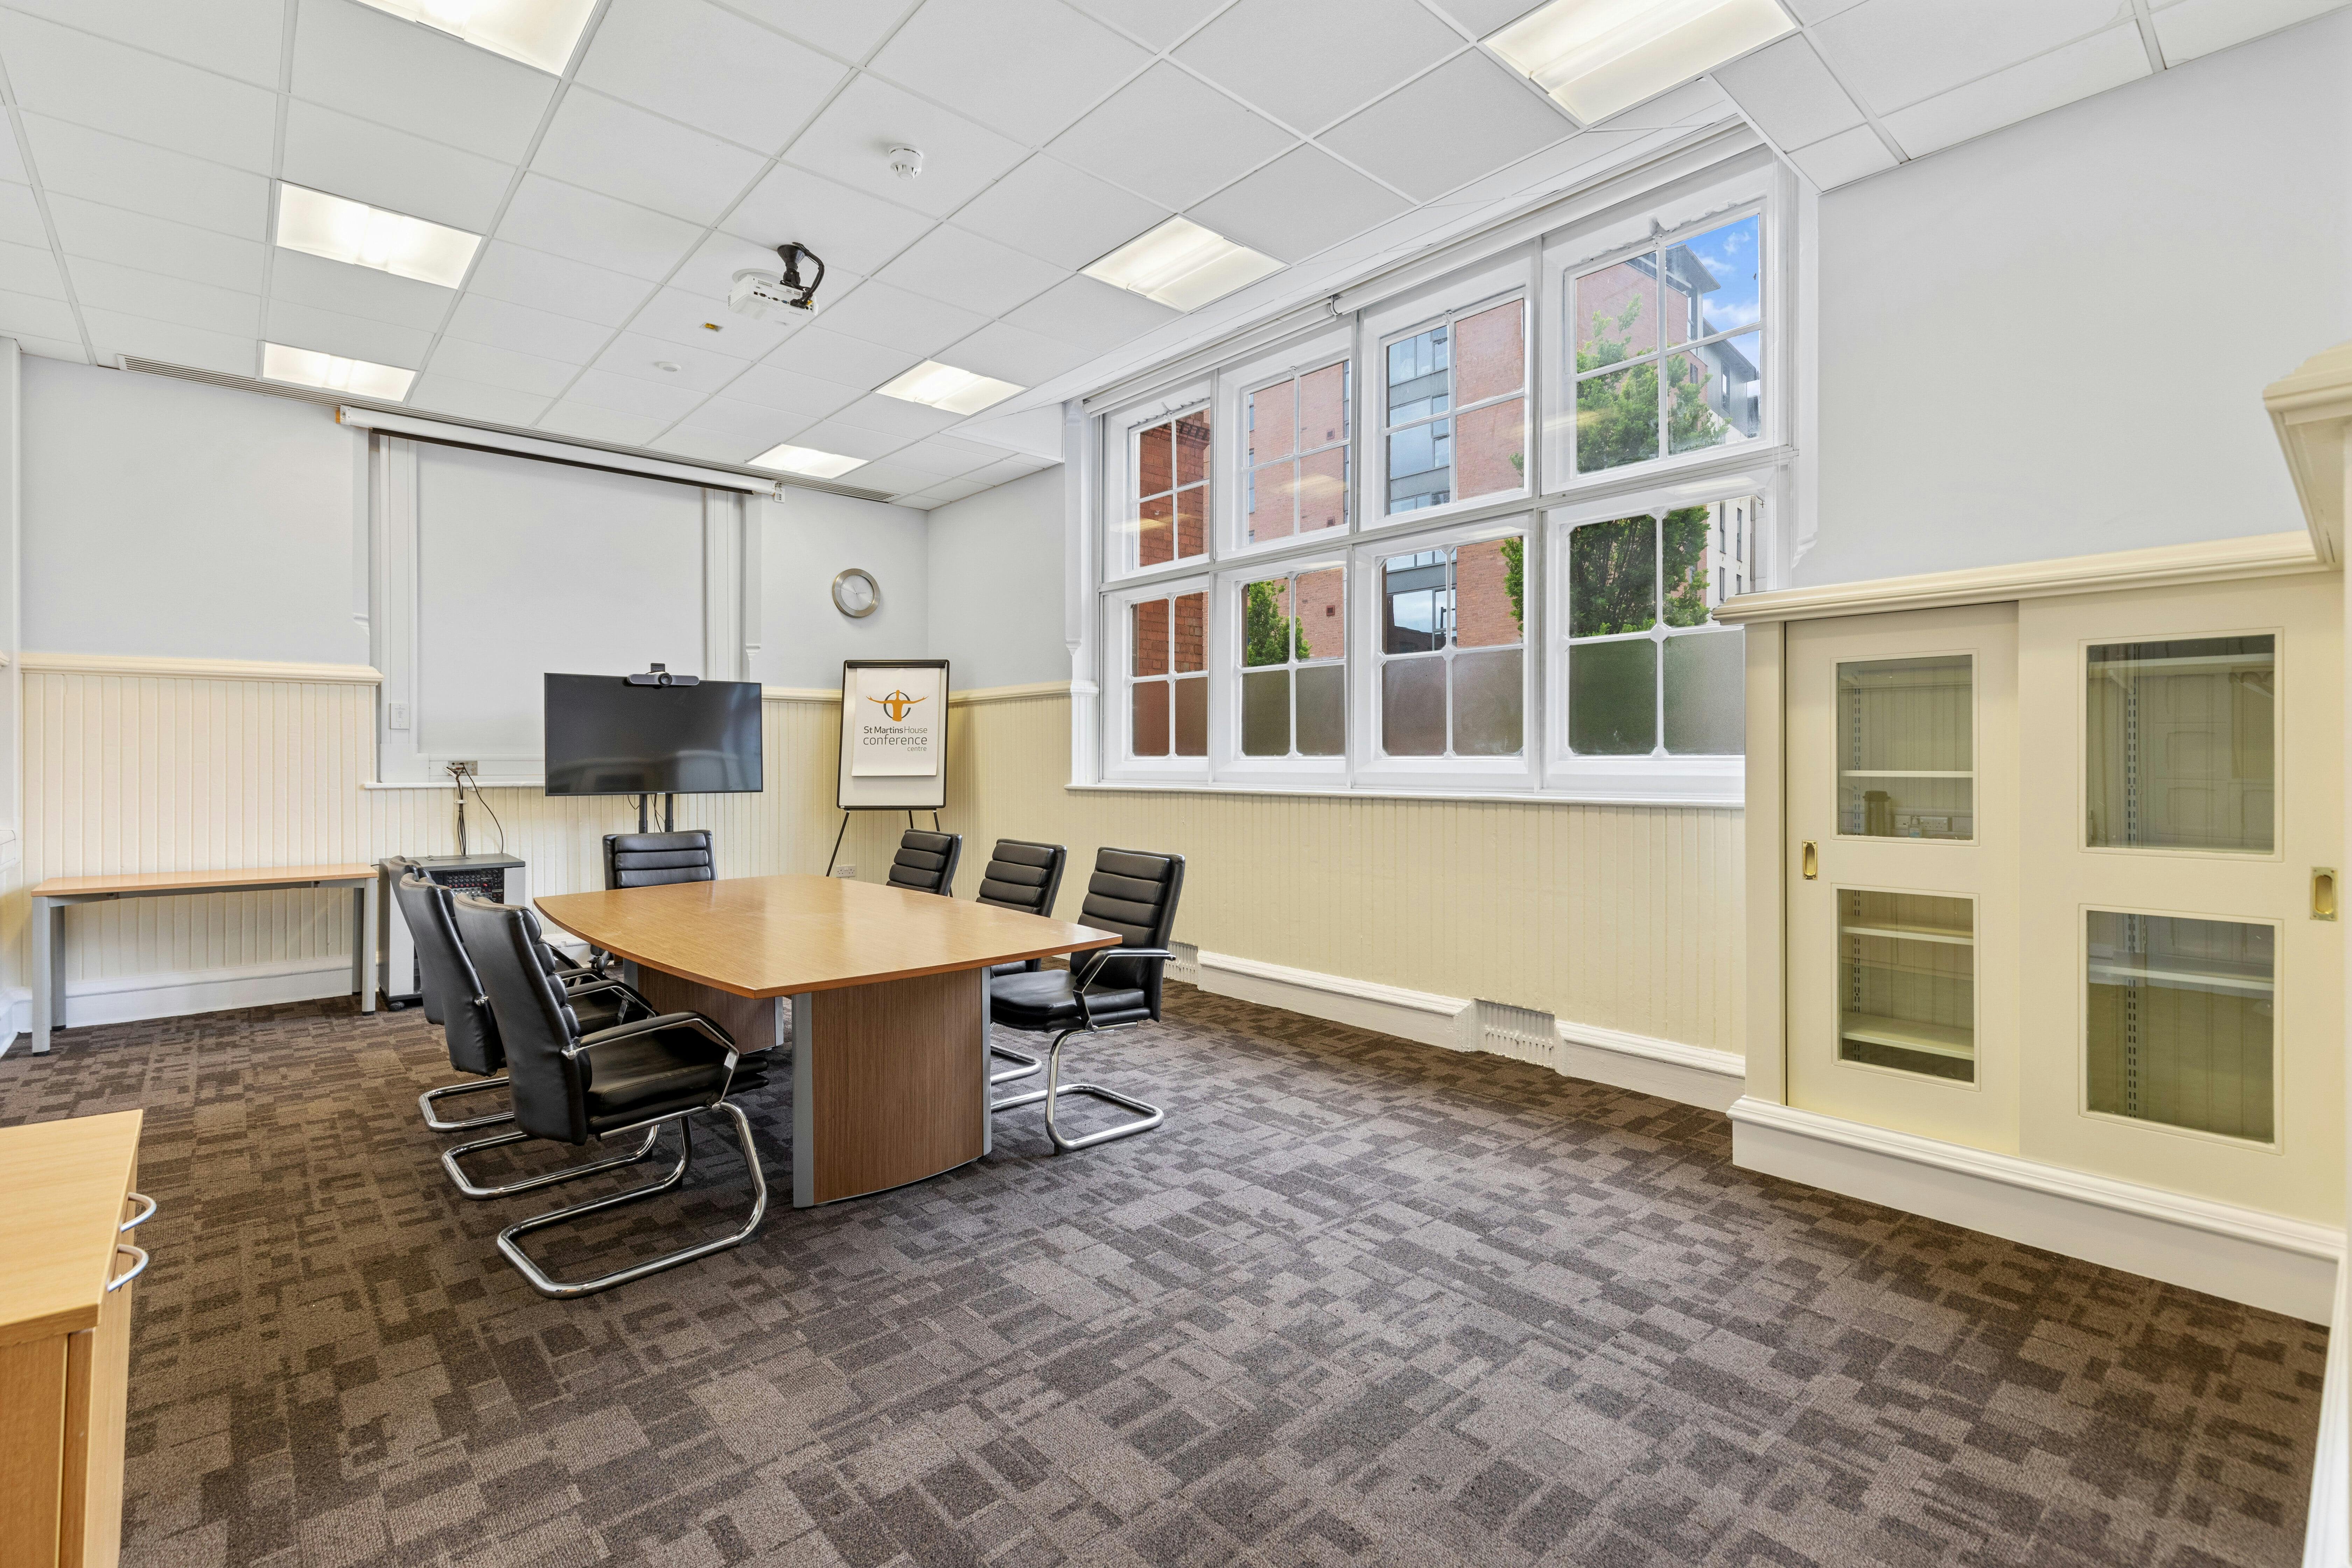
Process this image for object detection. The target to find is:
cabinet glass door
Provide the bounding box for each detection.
[2085,636,2273,853]
[2085,911,2274,1142]
[1840,890,1975,1082]
[1838,655,1973,839]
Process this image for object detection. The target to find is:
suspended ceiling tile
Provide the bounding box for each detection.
[495,175,704,282]
[1062,0,1229,50]
[1879,23,2148,159]
[266,297,434,367]
[646,426,758,463]
[68,256,260,336]
[1186,143,1408,263]
[12,335,87,364]
[1002,273,1179,351]
[815,281,989,360]
[869,0,1151,145]
[783,75,1028,220]
[1048,64,1296,211]
[268,247,456,331]
[592,330,752,394]
[280,101,515,233]
[531,89,770,227]
[1319,51,1573,202]
[563,365,707,420]
[6,0,285,85]
[0,287,80,342]
[884,436,998,478]
[834,459,932,496]
[408,371,553,426]
[775,417,903,460]
[463,239,652,328]
[536,399,668,445]
[951,155,1168,272]
[1811,0,2125,116]
[874,225,1068,318]
[723,0,918,60]
[1783,0,1868,19]
[576,0,847,153]
[0,238,64,299]
[937,319,1093,386]
[720,361,863,419]
[2152,0,2351,64]
[1786,123,1900,187]
[667,394,804,444]
[0,185,42,248]
[21,116,260,241]
[722,163,936,278]
[1711,34,1868,152]
[901,478,989,508]
[80,310,256,375]
[1176,0,1468,134]
[444,290,614,364]
[427,333,584,397]
[1424,0,1544,32]
[44,194,266,294]
[829,391,964,441]
[762,324,922,388]
[0,10,279,174]
[290,0,556,163]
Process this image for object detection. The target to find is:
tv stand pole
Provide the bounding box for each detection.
[631,794,679,835]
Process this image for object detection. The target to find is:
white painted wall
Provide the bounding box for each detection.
[753,485,931,690]
[1801,10,2352,586]
[924,467,1070,690]
[23,358,366,665]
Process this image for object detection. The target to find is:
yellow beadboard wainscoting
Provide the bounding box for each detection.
[8,664,1746,1102]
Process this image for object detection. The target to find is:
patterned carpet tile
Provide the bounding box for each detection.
[0,984,2324,1568]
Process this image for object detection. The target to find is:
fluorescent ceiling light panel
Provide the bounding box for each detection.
[262,342,416,400]
[1082,218,1284,312]
[750,443,867,479]
[350,0,598,73]
[1488,0,1794,124]
[874,362,1024,417]
[275,184,480,289]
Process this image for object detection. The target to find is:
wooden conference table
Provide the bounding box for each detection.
[534,874,1119,1208]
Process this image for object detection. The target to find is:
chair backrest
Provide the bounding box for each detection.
[393,871,504,1077]
[450,894,592,1145]
[1078,848,1186,1013]
[605,830,715,889]
[974,839,1067,918]
[887,830,963,896]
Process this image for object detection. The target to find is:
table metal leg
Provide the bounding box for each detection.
[354,883,377,1013]
[28,894,50,1052]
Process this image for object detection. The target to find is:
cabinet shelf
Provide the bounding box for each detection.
[1842,922,1973,947]
[1840,1013,1975,1059]
[2088,961,2274,997]
[1839,769,1973,779]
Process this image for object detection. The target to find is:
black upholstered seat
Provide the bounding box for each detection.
[605,830,716,888]
[990,847,1184,1155]
[887,830,962,895]
[974,840,1068,980]
[444,893,766,1298]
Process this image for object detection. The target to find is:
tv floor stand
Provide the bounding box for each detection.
[636,793,676,834]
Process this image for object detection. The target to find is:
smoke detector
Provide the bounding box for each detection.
[887,145,923,181]
[728,242,827,320]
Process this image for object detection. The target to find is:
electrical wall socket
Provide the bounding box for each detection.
[446,760,477,777]
[831,864,855,879]
[387,702,410,730]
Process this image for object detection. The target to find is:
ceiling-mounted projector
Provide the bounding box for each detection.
[730,242,826,320]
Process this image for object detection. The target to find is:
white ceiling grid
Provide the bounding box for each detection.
[0,0,2333,508]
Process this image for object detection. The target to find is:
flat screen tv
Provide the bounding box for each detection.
[543,673,764,797]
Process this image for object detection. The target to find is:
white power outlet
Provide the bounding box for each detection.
[831,864,856,879]
[387,702,410,730]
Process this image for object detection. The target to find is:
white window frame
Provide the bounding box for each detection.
[1215,553,1350,786]
[1100,380,1213,586]
[1352,512,1539,794]
[1103,572,1216,785]
[1361,253,1535,532]
[1543,470,1770,801]
[1217,326,1355,563]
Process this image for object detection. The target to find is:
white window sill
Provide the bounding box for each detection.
[1067,779,1742,808]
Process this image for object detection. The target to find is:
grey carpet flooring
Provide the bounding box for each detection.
[0,984,2324,1568]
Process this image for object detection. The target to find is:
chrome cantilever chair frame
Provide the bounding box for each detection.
[417,974,646,1133]
[990,943,1174,1152]
[487,1011,769,1299]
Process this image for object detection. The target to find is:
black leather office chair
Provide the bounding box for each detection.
[395,870,650,1138]
[991,848,1184,1154]
[605,830,716,888]
[970,840,1069,1089]
[446,894,767,1299]
[887,830,962,896]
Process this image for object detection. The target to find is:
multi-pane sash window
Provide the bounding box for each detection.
[1563,503,1747,756]
[1572,214,1762,475]
[1245,361,1349,545]
[1131,590,1207,757]
[1383,297,1526,516]
[1240,566,1345,757]
[1133,406,1210,570]
[1377,534,1526,757]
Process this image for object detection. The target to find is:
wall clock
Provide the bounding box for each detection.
[832,567,880,618]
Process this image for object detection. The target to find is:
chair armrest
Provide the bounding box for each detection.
[1072,946,1174,989]
[562,975,655,1020]
[570,1010,739,1059]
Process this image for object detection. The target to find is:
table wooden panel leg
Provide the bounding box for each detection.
[792,968,986,1207]
[627,969,779,1055]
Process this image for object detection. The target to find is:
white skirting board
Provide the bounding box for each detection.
[2305,1259,2350,1568]
[1731,1096,2343,1323]
[0,957,353,1043]
[1190,949,1747,1112]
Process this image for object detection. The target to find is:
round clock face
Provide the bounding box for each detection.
[832,568,880,618]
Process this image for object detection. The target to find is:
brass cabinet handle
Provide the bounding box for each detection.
[107,1243,148,1293]
[121,1191,156,1232]
[2315,867,2338,921]
[1801,841,1818,880]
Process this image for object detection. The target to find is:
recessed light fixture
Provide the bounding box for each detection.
[750,442,867,480]
[1082,217,1284,312]
[275,184,480,289]
[349,0,598,74]
[262,342,415,401]
[1487,0,1795,125]
[874,361,1023,417]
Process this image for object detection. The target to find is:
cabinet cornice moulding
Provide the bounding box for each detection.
[20,652,385,684]
[1713,532,2328,626]
[2264,339,2352,565]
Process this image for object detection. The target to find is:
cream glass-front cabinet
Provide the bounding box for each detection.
[1733,541,2342,1231]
